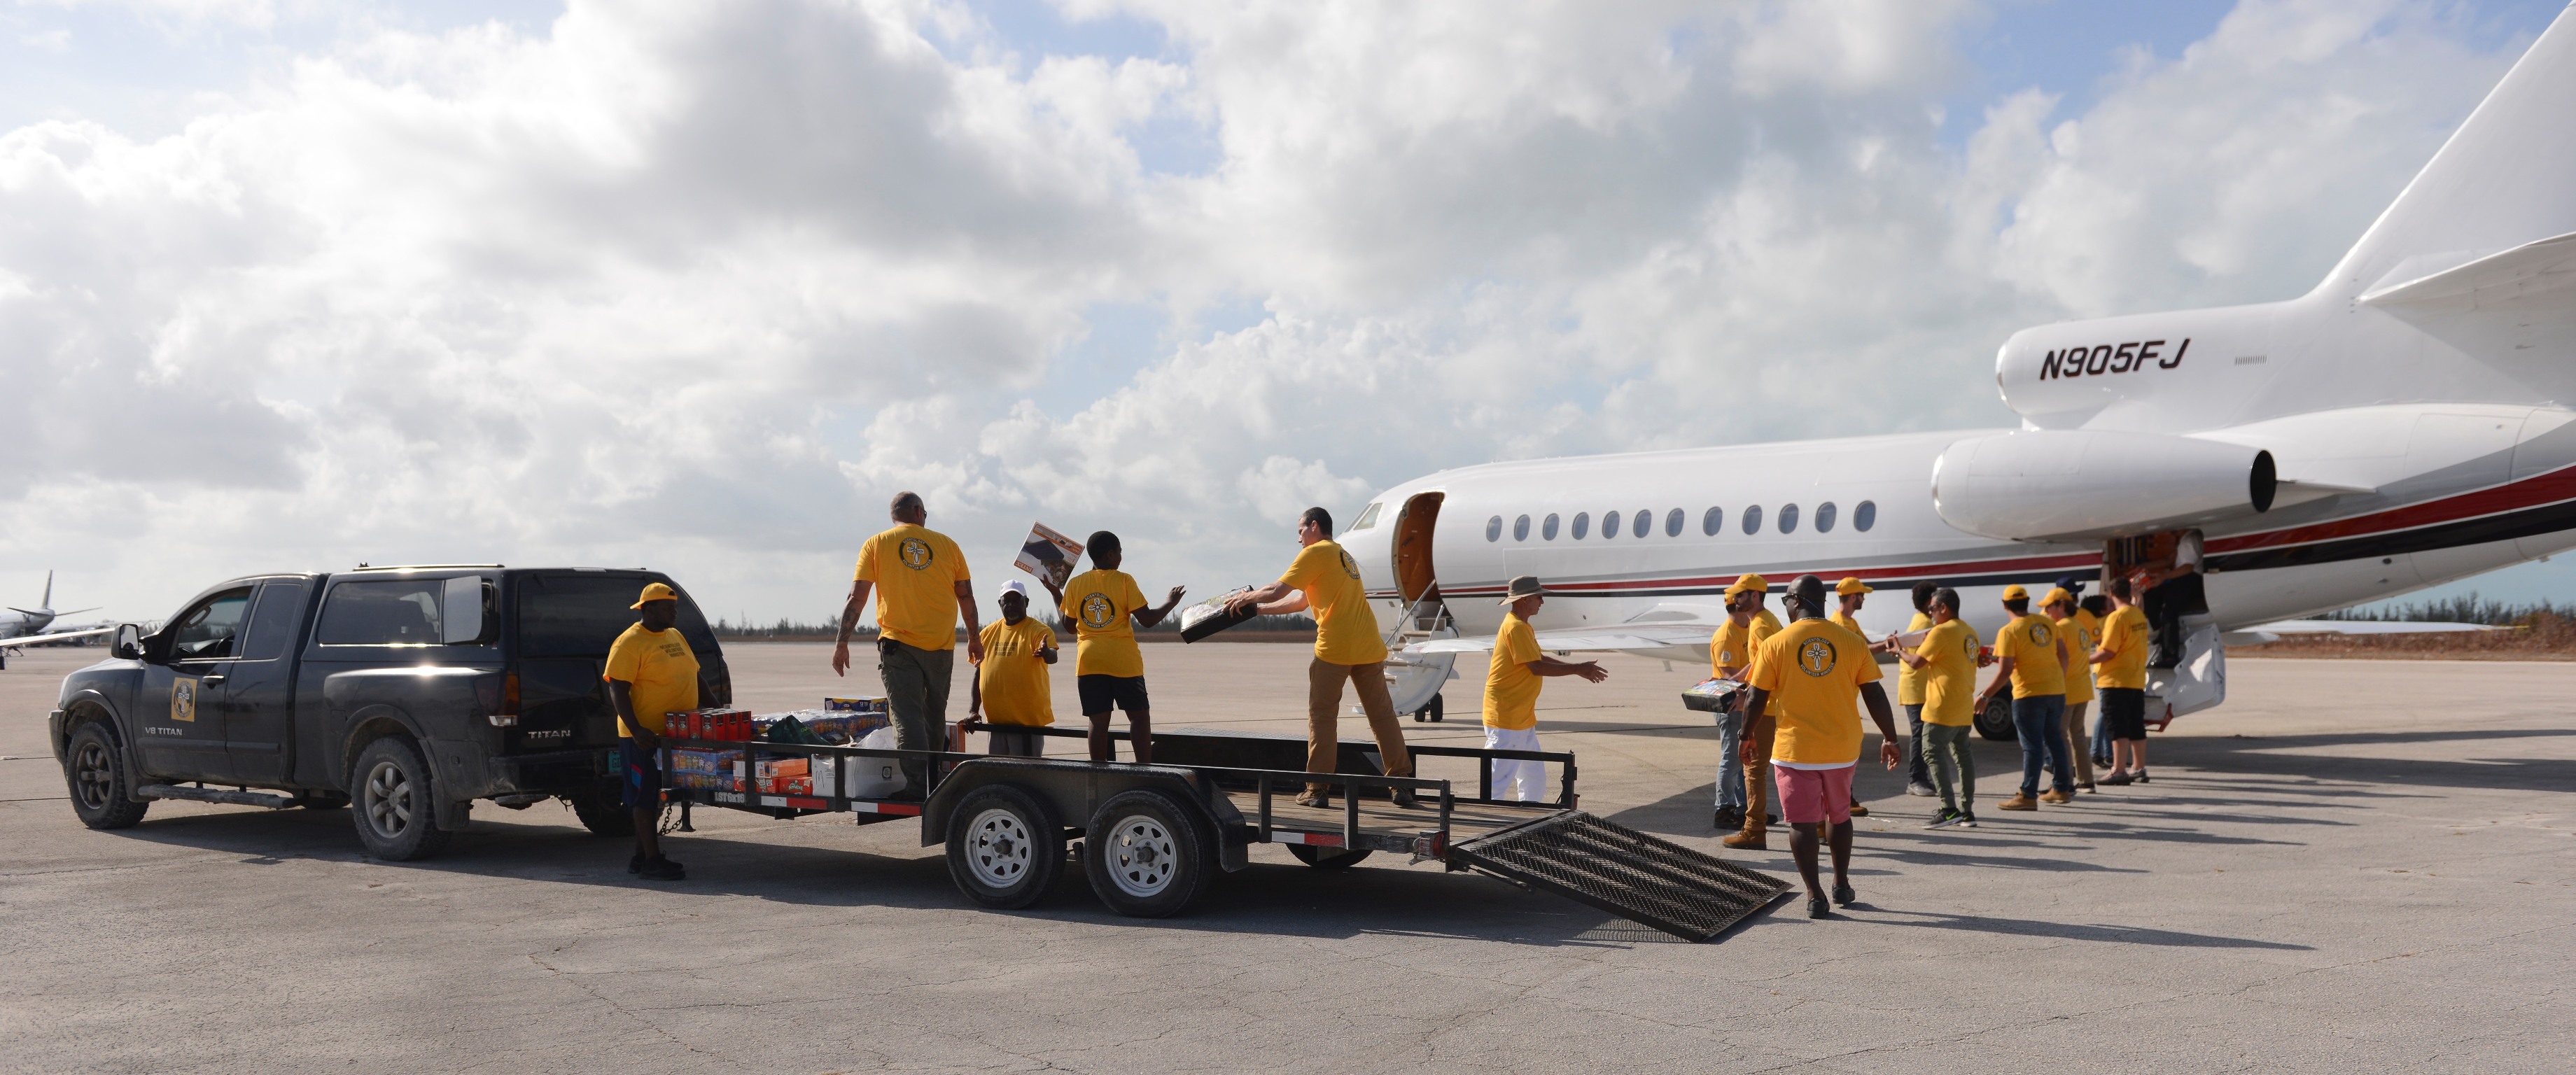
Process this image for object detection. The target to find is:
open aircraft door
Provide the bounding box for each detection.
[1382,493,1457,719]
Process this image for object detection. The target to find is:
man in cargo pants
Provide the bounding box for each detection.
[1226,506,1418,810]
[606,582,698,882]
[833,491,983,796]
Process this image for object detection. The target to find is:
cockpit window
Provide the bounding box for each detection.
[1348,503,1383,531]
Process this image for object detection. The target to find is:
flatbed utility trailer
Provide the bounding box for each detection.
[654,726,1788,942]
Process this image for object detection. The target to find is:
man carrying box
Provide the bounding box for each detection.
[1224,506,1418,810]
[606,582,700,882]
[970,580,1059,757]
[833,491,983,795]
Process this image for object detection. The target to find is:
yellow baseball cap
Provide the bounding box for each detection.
[2042,586,2076,607]
[1835,577,1872,596]
[2001,584,2031,601]
[631,582,678,608]
[1725,573,1769,597]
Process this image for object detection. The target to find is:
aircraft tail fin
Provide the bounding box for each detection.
[2323,8,2576,300]
[39,570,50,613]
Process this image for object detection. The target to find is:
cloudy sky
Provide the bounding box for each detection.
[2,0,2568,626]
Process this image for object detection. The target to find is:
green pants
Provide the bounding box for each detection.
[878,639,953,794]
[1924,722,1976,813]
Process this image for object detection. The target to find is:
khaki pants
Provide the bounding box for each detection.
[2064,701,2094,785]
[1306,659,1414,792]
[1741,724,1773,839]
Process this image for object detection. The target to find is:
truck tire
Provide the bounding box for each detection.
[568,789,636,837]
[1083,789,1212,918]
[64,722,149,830]
[946,784,1063,909]
[1975,694,2017,742]
[350,736,454,861]
[1287,843,1371,870]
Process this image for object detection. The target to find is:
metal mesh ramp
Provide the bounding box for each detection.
[1450,810,1790,943]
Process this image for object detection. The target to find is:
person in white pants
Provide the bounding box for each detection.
[1482,575,1609,801]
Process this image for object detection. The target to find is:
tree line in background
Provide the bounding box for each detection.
[2320,591,2568,626]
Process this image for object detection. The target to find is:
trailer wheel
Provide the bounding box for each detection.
[64,722,148,830]
[1287,844,1372,870]
[946,785,1063,909]
[1084,789,1210,918]
[1974,694,2017,742]
[350,736,453,861]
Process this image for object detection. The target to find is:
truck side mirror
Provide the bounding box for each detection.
[111,624,144,661]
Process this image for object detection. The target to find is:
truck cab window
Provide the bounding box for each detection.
[169,589,253,661]
[316,579,447,645]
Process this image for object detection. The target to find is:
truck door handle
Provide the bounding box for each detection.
[200,675,226,686]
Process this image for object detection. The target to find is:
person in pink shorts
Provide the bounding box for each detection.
[1742,575,1905,919]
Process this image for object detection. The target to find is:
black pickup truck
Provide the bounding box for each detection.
[47,565,729,860]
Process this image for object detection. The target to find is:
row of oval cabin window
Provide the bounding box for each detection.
[1484,502,1876,542]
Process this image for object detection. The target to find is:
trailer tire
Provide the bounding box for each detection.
[568,789,636,837]
[1084,789,1211,918]
[1974,694,2017,742]
[946,784,1063,909]
[1287,844,1372,870]
[350,736,453,861]
[64,722,148,830]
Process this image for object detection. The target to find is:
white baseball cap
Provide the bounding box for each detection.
[996,579,1031,600]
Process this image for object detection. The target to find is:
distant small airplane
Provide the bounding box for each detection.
[1,571,116,666]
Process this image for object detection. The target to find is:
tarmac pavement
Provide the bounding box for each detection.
[2,643,2570,1073]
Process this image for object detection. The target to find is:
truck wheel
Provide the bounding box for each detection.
[64,722,148,830]
[1083,789,1211,918]
[351,737,453,861]
[1287,843,1371,870]
[946,785,1063,909]
[1975,694,2017,742]
[568,789,635,837]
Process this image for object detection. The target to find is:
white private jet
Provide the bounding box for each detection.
[0,571,117,665]
[1345,7,2576,738]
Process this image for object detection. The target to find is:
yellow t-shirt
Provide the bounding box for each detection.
[853,524,969,651]
[1747,618,1884,767]
[1828,611,1865,639]
[1994,613,2067,698]
[1060,568,1149,677]
[2094,605,2150,690]
[974,618,1056,726]
[603,624,699,738]
[2056,614,2097,705]
[1896,610,1932,705]
[1483,612,1544,730]
[1282,539,1386,665]
[1915,619,1980,726]
[1710,609,1785,716]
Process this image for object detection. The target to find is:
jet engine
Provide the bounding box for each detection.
[1931,430,2276,542]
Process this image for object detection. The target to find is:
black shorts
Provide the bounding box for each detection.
[619,738,663,809]
[1077,675,1150,715]
[2099,688,2148,740]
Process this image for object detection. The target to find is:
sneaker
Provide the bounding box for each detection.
[2092,753,2113,768]
[1830,882,1857,907]
[2101,771,2134,786]
[1390,787,1420,809]
[1998,793,2038,811]
[1928,808,1964,829]
[2039,789,2075,805]
[1847,801,1870,817]
[1959,811,1978,828]
[1714,807,1744,831]
[1906,782,1938,798]
[627,852,646,874]
[1721,831,1768,850]
[2133,770,2150,784]
[2078,781,2097,793]
[1807,896,1832,919]
[636,856,685,881]
[1295,791,1332,808]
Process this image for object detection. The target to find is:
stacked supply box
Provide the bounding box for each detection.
[668,748,743,790]
[750,757,813,796]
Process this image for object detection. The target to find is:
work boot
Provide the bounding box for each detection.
[2039,789,2075,805]
[1721,820,1768,850]
[1390,787,1420,809]
[1848,801,1869,817]
[1997,793,2038,811]
[1295,789,1331,809]
[1713,806,1743,831]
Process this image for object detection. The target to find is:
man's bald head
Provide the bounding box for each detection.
[890,491,925,524]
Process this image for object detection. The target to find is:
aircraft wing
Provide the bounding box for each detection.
[2241,619,2507,635]
[2,624,118,648]
[1405,622,1720,655]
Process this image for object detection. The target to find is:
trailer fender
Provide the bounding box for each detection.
[924,759,1250,871]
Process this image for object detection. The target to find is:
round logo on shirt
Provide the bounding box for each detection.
[899,538,933,570]
[2029,622,2052,646]
[1338,549,1362,579]
[1961,633,1979,658]
[1797,636,1837,677]
[1079,592,1116,629]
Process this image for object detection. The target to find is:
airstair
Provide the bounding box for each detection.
[1380,596,1457,717]
[1450,811,1791,942]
